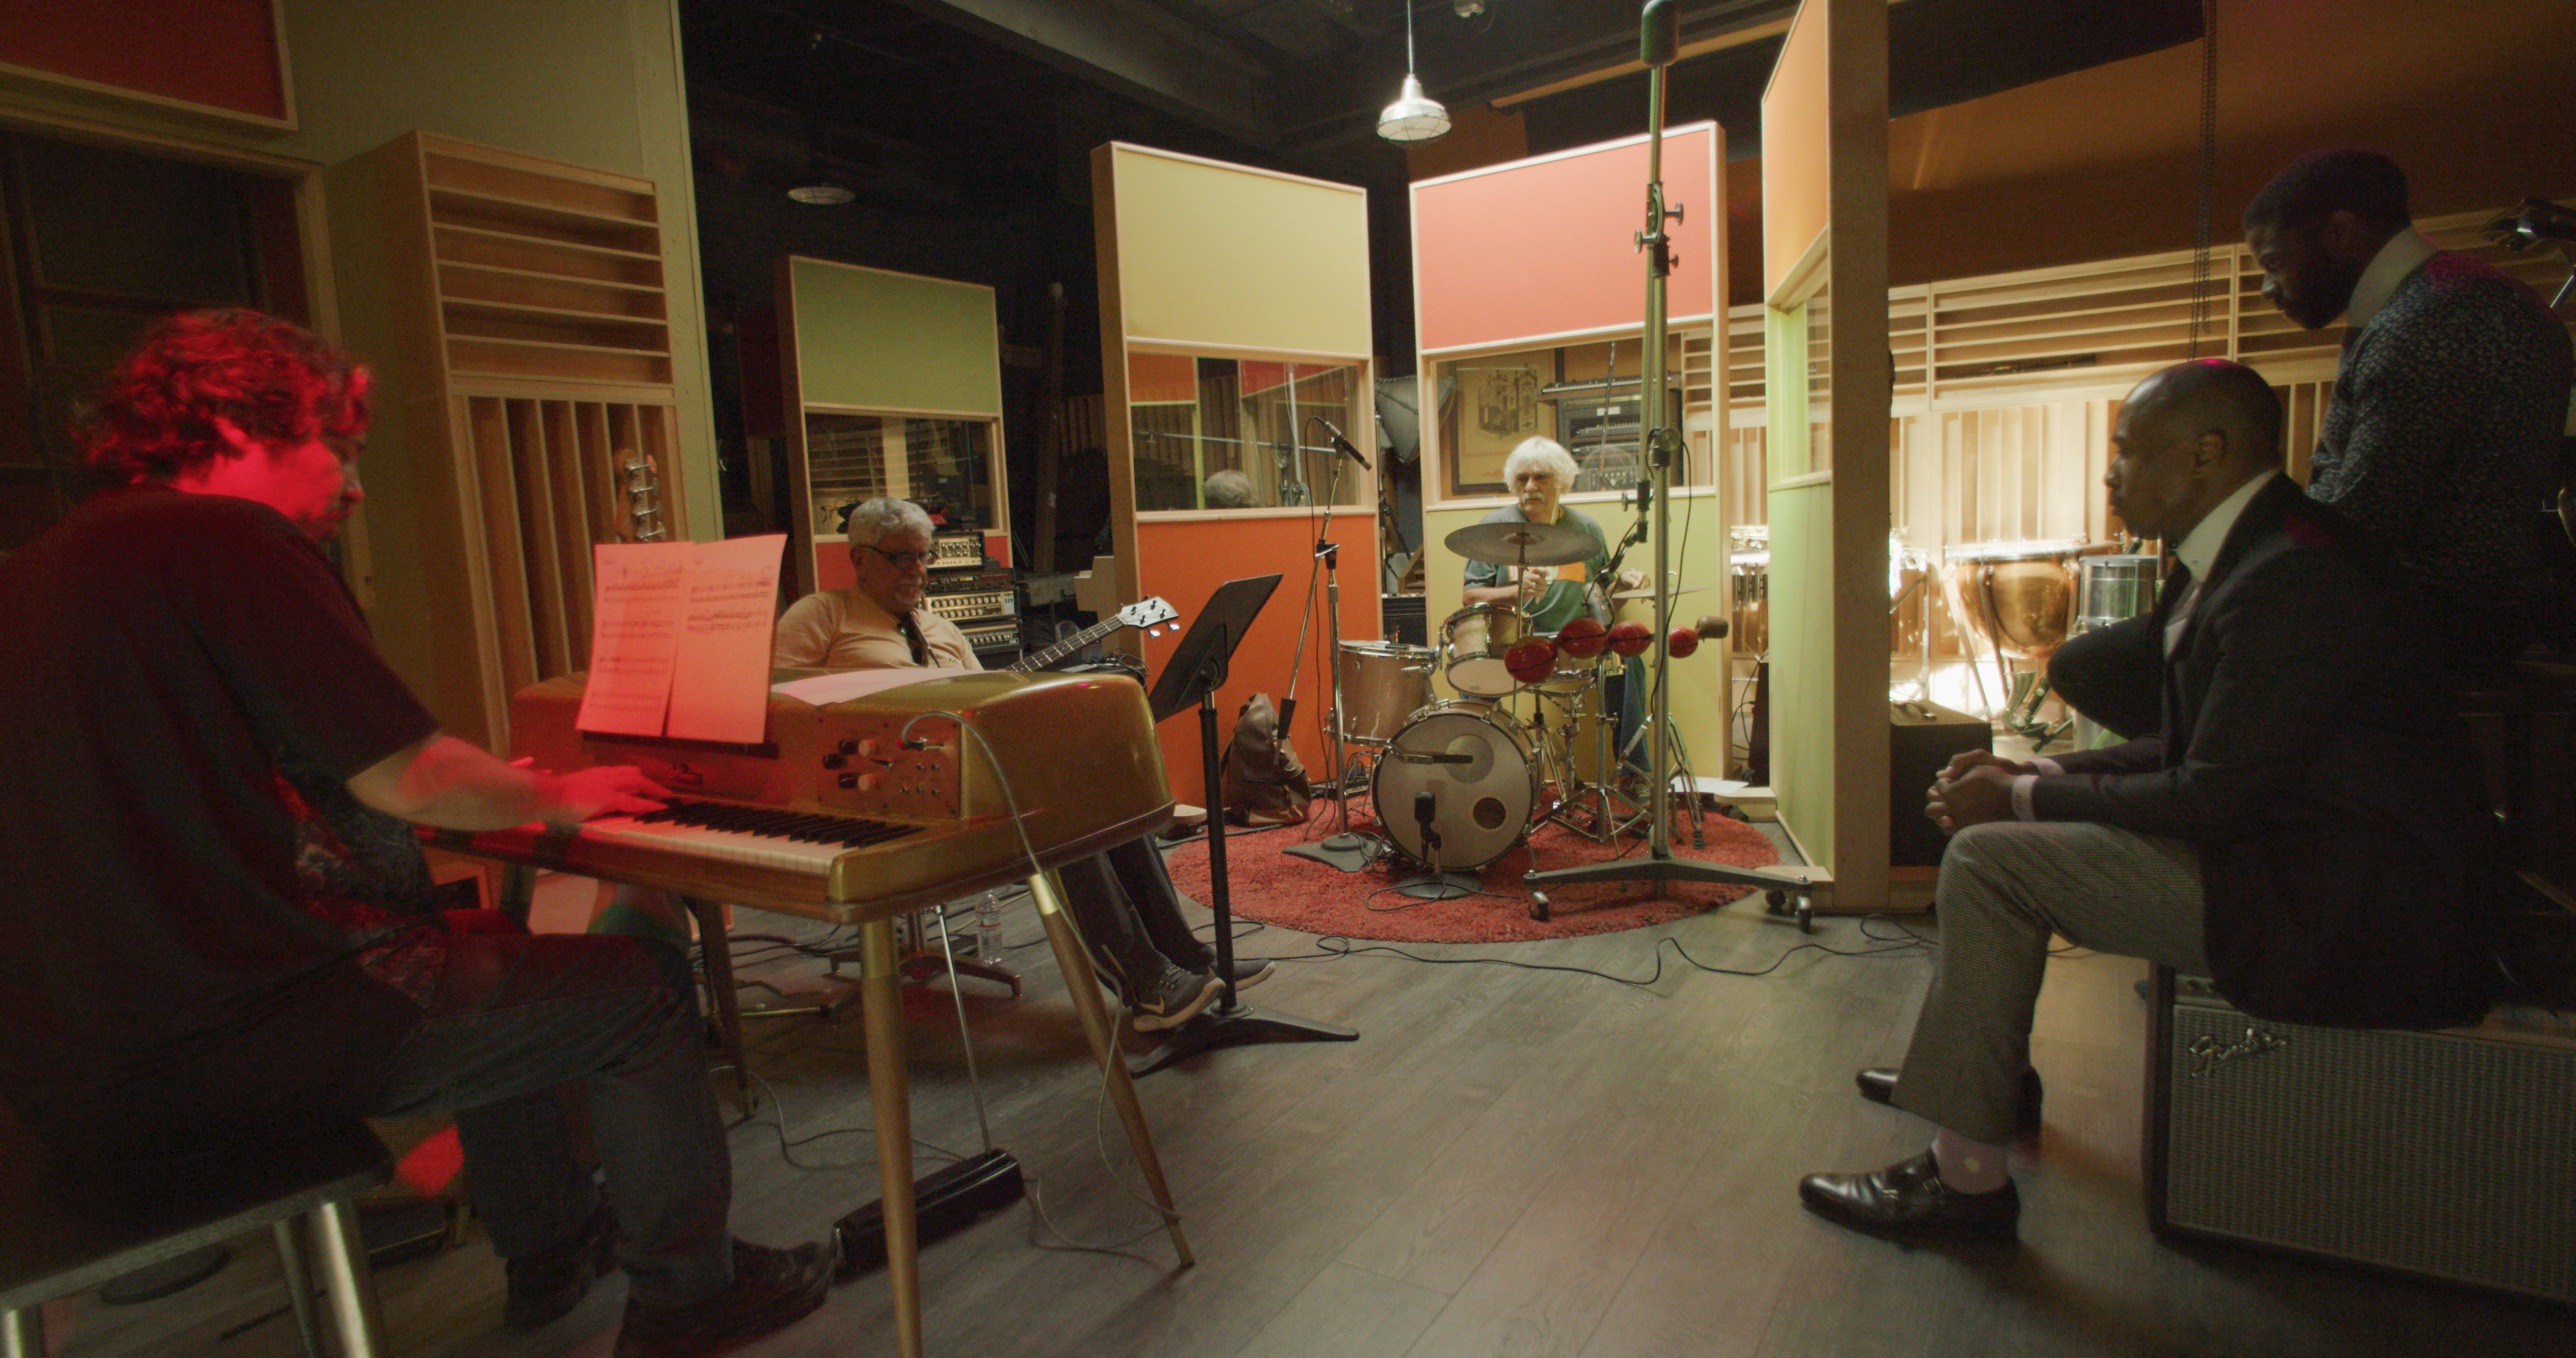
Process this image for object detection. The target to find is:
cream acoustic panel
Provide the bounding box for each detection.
[1104,143,1370,359]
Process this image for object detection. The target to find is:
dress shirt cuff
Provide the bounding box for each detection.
[2031,757,2064,776]
[2011,774,2041,822]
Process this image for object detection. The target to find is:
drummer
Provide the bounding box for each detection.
[1460,437,1650,769]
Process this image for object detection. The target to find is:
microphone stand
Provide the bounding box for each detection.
[1523,0,1816,923]
[1286,416,1378,872]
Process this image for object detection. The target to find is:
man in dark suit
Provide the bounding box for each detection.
[1800,360,2501,1239]
[2053,149,2573,737]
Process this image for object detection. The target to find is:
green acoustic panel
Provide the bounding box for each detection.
[1768,481,1835,872]
[789,258,1001,416]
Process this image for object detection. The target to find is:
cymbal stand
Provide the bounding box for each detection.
[1535,666,1644,843]
[1523,0,1817,924]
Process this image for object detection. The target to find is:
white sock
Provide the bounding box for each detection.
[1931,1129,2011,1194]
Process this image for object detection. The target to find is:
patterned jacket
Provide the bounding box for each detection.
[2308,251,2572,603]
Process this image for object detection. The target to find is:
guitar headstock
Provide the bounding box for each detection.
[1118,597,1180,638]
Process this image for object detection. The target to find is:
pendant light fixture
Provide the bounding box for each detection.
[1377,2,1450,143]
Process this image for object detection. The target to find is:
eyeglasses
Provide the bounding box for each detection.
[861,543,932,570]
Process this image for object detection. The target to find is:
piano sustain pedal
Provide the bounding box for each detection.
[833,1147,1025,1280]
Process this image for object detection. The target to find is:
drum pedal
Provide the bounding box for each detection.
[833,1147,1025,1280]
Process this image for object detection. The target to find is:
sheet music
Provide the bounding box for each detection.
[576,544,689,736]
[667,535,786,743]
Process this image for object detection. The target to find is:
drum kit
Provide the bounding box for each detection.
[1329,517,1705,884]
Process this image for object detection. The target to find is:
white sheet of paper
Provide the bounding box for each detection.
[576,543,689,736]
[770,667,949,707]
[665,535,786,744]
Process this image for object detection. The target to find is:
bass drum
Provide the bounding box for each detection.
[1371,702,1541,870]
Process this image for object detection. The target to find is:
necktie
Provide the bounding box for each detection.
[2161,565,2200,657]
[896,610,931,667]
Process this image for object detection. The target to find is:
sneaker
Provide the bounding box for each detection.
[1225,958,1276,990]
[1129,964,1223,1033]
[504,1201,617,1330]
[611,1237,837,1358]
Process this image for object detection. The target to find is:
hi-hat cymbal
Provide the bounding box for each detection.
[1445,520,1593,566]
[1609,582,1708,601]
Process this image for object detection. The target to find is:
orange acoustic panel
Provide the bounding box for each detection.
[0,0,288,124]
[1412,123,1720,354]
[1133,515,1379,806]
[1762,2,1832,296]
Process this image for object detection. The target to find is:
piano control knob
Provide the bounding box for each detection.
[856,739,880,758]
[856,773,880,793]
[822,752,847,769]
[836,738,859,755]
[836,773,858,789]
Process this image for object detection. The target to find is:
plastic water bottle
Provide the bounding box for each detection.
[974,891,1003,957]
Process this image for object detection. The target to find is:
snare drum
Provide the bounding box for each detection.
[1372,701,1542,869]
[1439,602,1533,698]
[1336,640,1437,745]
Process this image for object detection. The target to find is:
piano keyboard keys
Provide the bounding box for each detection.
[580,799,919,876]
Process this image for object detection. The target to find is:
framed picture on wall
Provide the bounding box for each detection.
[1445,357,1543,497]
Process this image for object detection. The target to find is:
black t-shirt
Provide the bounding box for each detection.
[0,485,441,1142]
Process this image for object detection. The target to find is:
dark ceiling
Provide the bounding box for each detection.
[680,0,2204,217]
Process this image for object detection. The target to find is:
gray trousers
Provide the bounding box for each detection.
[1890,820,2211,1144]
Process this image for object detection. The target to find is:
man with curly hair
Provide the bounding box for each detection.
[0,311,836,1357]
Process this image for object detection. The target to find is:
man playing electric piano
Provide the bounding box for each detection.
[777,496,1272,1032]
[0,311,834,1358]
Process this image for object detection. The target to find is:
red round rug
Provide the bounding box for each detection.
[1161,802,1781,944]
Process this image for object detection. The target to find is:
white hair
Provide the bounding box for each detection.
[845,496,935,547]
[1502,436,1578,489]
[1202,469,1254,508]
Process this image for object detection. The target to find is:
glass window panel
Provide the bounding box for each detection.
[803,412,993,537]
[1128,354,1365,511]
[1436,332,1707,501]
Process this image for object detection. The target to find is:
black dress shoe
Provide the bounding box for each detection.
[613,1237,837,1358]
[505,1202,618,1330]
[1799,1150,2020,1240]
[1854,1066,2044,1135]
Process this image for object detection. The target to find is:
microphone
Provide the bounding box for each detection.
[1317,417,1372,470]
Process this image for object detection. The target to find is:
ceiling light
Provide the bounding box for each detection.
[787,181,854,205]
[1378,4,1450,143]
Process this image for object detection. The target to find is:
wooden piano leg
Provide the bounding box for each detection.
[1026,871,1195,1267]
[681,895,755,1117]
[855,917,924,1358]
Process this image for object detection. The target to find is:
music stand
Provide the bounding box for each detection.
[1142,575,1358,1075]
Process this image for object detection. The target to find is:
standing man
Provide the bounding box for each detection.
[1799,361,2500,1239]
[2053,149,2573,734]
[0,311,836,1358]
[775,497,1272,1032]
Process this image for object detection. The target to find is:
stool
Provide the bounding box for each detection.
[0,1109,394,1357]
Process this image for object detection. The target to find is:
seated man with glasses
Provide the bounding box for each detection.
[774,498,1270,1031]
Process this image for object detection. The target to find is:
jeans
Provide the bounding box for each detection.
[1053,838,1214,988]
[372,921,733,1307]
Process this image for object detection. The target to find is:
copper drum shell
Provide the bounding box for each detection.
[1729,549,1769,656]
[1940,539,2088,663]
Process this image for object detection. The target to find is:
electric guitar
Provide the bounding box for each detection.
[1005,597,1180,673]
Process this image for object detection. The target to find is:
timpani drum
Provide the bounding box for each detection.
[2075,554,2162,634]
[1939,537,2089,663]
[1373,701,1543,869]
[1335,640,1438,746]
[1728,551,1769,656]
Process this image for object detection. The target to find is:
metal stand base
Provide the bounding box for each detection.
[1524,848,1815,923]
[1391,869,1480,899]
[1132,999,1358,1077]
[1284,832,1379,873]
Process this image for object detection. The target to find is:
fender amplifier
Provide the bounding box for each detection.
[2148,969,2576,1303]
[1889,700,1990,867]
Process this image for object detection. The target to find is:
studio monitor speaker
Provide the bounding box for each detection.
[1889,701,1990,867]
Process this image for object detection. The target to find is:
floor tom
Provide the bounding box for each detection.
[1335,640,1438,745]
